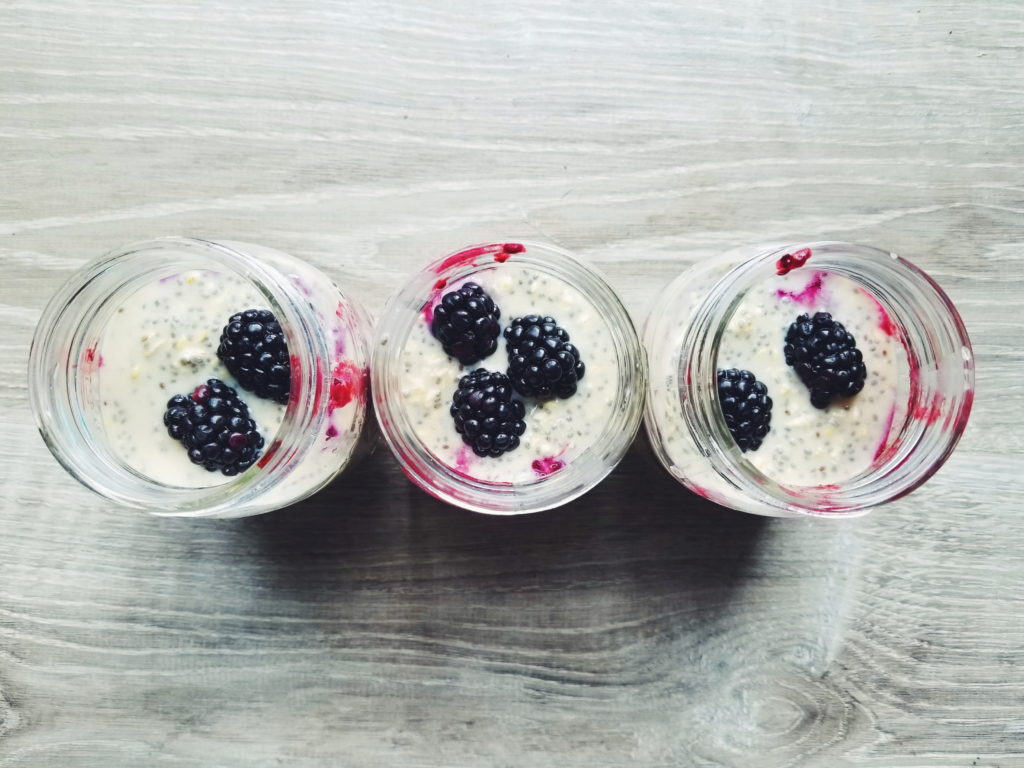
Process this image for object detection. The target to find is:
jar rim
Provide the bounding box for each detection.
[679,241,974,517]
[28,237,345,515]
[371,240,647,514]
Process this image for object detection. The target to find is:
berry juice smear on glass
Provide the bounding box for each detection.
[372,241,647,514]
[643,242,973,518]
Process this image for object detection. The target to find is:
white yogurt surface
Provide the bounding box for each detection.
[398,264,618,484]
[97,270,286,487]
[716,269,909,486]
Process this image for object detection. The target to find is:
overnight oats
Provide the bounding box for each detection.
[644,242,974,517]
[29,238,372,517]
[372,241,646,514]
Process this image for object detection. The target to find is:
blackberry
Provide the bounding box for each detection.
[450,369,527,457]
[784,312,868,409]
[717,369,772,452]
[503,315,585,399]
[216,308,290,404]
[163,378,265,475]
[431,283,501,365]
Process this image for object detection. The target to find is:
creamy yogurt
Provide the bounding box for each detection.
[716,269,909,486]
[398,263,618,484]
[97,270,286,487]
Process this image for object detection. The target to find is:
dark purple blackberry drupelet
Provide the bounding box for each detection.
[431,283,501,365]
[784,312,868,409]
[717,369,773,452]
[217,309,291,404]
[503,315,585,399]
[450,369,527,457]
[163,378,264,475]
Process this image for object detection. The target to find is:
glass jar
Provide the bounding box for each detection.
[28,237,373,518]
[372,241,647,514]
[643,241,974,518]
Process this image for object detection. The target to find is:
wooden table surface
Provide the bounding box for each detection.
[2,1,1022,765]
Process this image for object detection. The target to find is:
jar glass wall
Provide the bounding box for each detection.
[372,241,647,514]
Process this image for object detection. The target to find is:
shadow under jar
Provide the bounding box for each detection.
[372,241,647,514]
[29,237,373,518]
[643,241,974,518]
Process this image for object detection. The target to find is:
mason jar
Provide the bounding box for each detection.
[643,241,974,518]
[372,241,647,514]
[29,237,372,518]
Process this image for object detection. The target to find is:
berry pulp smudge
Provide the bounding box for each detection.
[872,405,897,463]
[494,243,524,263]
[532,455,565,477]
[913,396,945,426]
[776,248,812,275]
[435,242,525,274]
[776,271,826,307]
[455,446,471,473]
[857,287,898,337]
[329,360,366,412]
[423,279,446,325]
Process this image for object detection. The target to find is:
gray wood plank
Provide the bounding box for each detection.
[1,0,1022,765]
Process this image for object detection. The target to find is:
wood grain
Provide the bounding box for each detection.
[1,0,1023,765]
